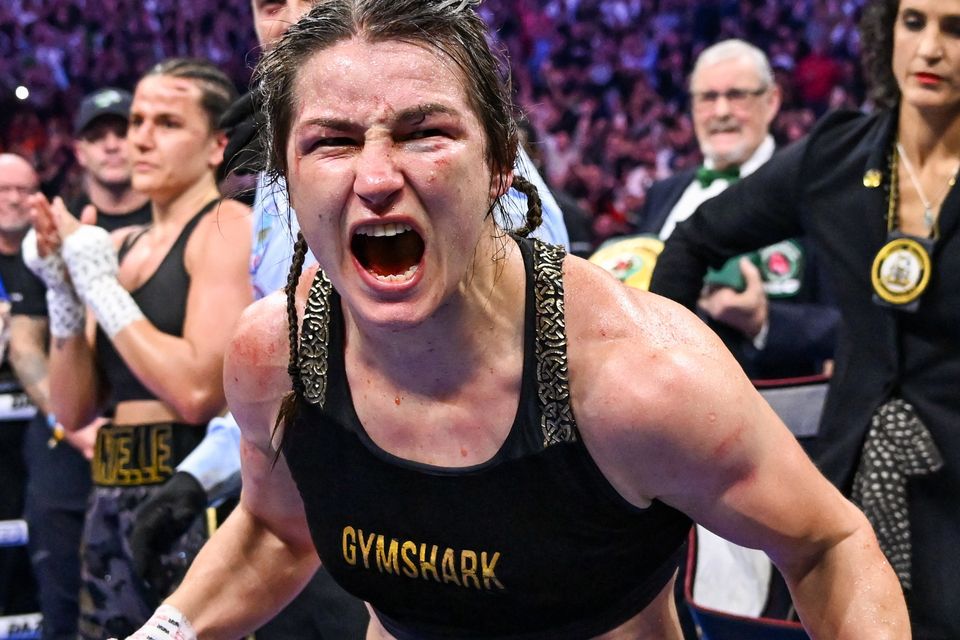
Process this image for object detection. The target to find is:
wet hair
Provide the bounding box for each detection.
[143,58,239,131]
[860,0,899,109]
[257,0,543,449]
[689,39,774,90]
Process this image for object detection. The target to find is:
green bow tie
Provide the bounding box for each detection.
[696,165,740,187]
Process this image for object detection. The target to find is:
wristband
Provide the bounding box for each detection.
[22,229,86,338]
[45,287,86,338]
[21,228,74,295]
[61,225,144,338]
[124,604,197,640]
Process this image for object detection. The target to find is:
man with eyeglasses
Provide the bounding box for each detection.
[0,153,42,618]
[638,39,838,381]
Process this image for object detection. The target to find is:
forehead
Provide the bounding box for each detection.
[0,160,37,187]
[132,75,204,114]
[291,38,475,123]
[691,55,761,89]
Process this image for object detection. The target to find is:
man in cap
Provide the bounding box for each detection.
[70,88,151,229]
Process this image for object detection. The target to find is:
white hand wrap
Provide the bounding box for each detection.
[21,228,86,338]
[123,604,197,640]
[61,225,144,338]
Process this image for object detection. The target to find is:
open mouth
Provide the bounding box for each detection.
[351,222,425,282]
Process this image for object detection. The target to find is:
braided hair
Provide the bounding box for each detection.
[144,58,238,132]
[258,0,544,443]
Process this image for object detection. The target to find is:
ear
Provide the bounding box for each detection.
[208,130,229,169]
[765,84,783,125]
[73,139,89,170]
[489,169,514,201]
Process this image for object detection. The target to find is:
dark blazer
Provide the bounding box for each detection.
[636,169,697,236]
[639,163,839,380]
[651,109,960,638]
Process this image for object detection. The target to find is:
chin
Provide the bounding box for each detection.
[705,144,749,168]
[348,298,437,333]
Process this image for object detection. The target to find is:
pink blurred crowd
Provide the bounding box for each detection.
[1,0,868,248]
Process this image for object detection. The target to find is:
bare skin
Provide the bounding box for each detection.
[170,241,907,640]
[31,75,253,431]
[161,36,908,640]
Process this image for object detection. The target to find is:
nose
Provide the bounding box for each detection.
[353,142,403,211]
[712,94,733,117]
[104,130,125,151]
[128,121,153,151]
[918,25,945,61]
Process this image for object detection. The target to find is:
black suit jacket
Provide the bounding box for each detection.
[651,109,960,636]
[639,164,838,380]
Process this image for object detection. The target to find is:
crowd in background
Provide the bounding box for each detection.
[1,0,867,251]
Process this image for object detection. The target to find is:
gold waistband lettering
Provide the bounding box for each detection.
[340,526,505,591]
[93,424,174,486]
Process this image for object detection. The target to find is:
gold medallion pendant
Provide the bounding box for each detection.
[871,233,933,309]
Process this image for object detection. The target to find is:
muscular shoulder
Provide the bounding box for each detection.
[224,264,319,451]
[564,255,723,384]
[563,256,755,502]
[192,198,252,250]
[224,291,293,448]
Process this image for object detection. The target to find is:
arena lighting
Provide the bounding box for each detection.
[14,86,29,100]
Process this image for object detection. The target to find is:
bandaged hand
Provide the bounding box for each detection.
[21,228,85,338]
[112,604,197,640]
[61,225,144,337]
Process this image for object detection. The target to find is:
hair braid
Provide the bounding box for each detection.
[509,175,543,237]
[271,231,310,458]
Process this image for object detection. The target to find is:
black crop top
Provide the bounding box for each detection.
[95,202,213,405]
[282,237,692,639]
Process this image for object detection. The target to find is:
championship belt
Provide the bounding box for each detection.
[588,234,665,291]
[871,231,933,312]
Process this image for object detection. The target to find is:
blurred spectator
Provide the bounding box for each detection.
[20,87,151,640]
[3,0,871,277]
[0,153,42,617]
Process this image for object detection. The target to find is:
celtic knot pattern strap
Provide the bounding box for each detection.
[297,242,578,448]
[532,239,577,446]
[299,269,335,406]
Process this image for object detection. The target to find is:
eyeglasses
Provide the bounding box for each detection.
[0,185,35,197]
[692,87,768,109]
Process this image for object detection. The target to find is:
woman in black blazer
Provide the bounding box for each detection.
[652,1,960,637]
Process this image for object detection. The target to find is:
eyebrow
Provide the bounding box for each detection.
[298,103,461,131]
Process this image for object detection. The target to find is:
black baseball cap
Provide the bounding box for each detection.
[73,88,133,136]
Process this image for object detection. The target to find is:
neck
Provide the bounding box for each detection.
[0,229,27,256]
[343,231,526,395]
[149,174,220,227]
[84,176,149,215]
[897,103,960,164]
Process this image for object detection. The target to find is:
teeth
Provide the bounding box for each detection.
[357,222,412,238]
[370,264,419,282]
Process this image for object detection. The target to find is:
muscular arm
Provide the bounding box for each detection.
[164,287,322,639]
[567,261,908,639]
[108,201,253,424]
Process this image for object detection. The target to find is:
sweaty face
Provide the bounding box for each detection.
[285,38,502,330]
[128,75,224,202]
[892,0,960,113]
[75,116,133,188]
[0,157,38,236]
[690,56,780,169]
[251,0,314,50]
